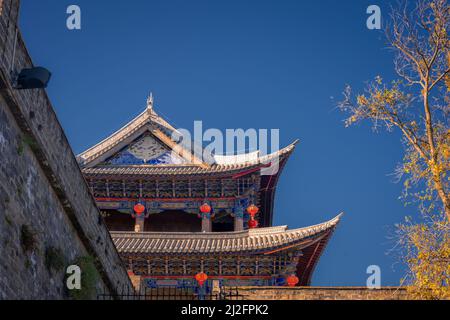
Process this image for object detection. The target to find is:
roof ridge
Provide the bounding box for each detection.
[77,103,189,167]
[248,225,288,235]
[110,214,343,241]
[286,213,343,234]
[78,109,151,163]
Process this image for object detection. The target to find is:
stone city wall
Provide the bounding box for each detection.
[236,286,409,300]
[0,0,133,299]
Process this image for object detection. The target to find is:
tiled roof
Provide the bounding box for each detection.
[82,142,297,178]
[110,214,342,254]
[78,105,176,166]
[77,97,298,171]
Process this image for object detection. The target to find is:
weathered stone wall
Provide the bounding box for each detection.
[236,287,409,300]
[0,0,133,299]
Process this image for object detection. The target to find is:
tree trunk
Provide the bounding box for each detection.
[423,85,449,221]
[434,177,450,222]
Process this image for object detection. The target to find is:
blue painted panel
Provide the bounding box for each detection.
[103,133,187,165]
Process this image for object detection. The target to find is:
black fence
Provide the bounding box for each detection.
[97,286,243,301]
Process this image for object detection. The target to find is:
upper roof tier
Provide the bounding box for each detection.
[77,95,298,178]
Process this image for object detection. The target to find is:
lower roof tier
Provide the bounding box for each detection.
[111,214,342,255]
[111,214,342,286]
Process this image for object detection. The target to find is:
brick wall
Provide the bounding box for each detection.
[0,0,133,299]
[236,287,409,300]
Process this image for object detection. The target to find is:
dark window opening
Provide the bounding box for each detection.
[212,210,234,232]
[145,210,201,232]
[103,210,134,232]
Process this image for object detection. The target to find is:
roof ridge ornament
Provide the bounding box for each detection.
[146,92,154,114]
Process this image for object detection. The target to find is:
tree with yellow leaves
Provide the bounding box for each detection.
[339,0,449,299]
[396,215,449,299]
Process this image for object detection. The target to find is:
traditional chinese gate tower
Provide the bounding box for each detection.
[78,96,341,289]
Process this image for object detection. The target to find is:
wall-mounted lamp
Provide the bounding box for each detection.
[15,67,51,89]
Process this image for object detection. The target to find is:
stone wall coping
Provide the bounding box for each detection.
[236,286,406,291]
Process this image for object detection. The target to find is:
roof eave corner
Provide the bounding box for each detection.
[285,138,300,156]
[330,212,344,227]
[276,139,300,161]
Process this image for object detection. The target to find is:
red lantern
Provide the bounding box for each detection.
[248,218,258,229]
[286,275,299,287]
[134,203,145,216]
[195,272,208,287]
[199,203,211,214]
[246,204,259,218]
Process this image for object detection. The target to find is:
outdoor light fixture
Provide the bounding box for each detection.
[15,67,51,89]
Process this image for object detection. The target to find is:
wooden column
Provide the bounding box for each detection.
[106,180,110,197]
[236,256,241,276]
[201,215,212,232]
[165,256,169,274]
[134,217,144,232]
[233,205,244,232]
[199,203,212,232]
[147,259,152,275]
[172,180,176,198]
[188,180,192,197]
[234,216,244,231]
[156,180,159,198]
[255,257,259,275]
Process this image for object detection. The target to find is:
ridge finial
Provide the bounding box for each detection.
[146,92,154,112]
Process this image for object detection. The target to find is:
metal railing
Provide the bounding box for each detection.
[97,286,243,301]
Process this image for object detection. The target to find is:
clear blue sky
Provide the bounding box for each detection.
[19,0,410,286]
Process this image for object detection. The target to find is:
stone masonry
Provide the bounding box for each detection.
[0,0,133,299]
[236,287,409,300]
